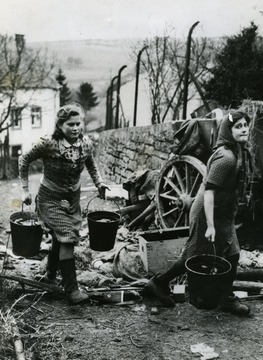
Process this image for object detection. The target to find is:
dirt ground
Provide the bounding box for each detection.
[1,173,263,360]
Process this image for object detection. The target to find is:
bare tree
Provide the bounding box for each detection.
[132,29,215,124]
[139,35,172,124]
[0,34,55,133]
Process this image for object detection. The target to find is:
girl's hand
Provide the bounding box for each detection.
[22,189,32,205]
[205,226,215,243]
[97,183,110,200]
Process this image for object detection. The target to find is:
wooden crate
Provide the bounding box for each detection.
[138,228,189,275]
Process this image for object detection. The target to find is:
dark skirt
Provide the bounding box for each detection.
[37,184,82,244]
[181,183,240,260]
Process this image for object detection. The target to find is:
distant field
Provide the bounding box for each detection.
[29,39,140,129]
[30,39,138,94]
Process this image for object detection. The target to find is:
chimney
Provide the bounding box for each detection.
[15,34,25,51]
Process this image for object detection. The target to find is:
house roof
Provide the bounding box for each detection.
[0,74,59,91]
[21,76,60,90]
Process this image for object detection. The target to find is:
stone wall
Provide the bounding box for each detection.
[95,122,181,184]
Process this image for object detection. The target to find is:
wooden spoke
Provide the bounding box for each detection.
[189,172,202,197]
[163,207,179,217]
[174,211,183,228]
[185,163,191,194]
[172,165,185,193]
[156,155,206,229]
[163,176,182,196]
[160,193,178,201]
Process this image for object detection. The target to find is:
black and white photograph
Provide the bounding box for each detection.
[1,0,263,359]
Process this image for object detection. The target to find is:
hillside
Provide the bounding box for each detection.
[29,38,139,129]
[35,39,137,91]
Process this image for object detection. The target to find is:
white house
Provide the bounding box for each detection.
[0,78,60,157]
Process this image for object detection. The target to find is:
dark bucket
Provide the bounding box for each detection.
[185,254,232,310]
[9,211,43,257]
[87,210,120,251]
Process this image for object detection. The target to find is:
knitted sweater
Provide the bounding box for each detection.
[19,135,103,192]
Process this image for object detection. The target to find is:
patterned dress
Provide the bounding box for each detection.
[19,135,102,244]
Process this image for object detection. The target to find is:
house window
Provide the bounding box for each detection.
[11,107,22,128]
[11,145,22,157]
[31,105,42,128]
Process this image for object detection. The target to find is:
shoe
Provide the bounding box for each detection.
[218,296,251,316]
[67,289,90,305]
[59,258,90,305]
[144,275,175,307]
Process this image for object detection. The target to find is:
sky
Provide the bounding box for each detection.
[0,0,262,42]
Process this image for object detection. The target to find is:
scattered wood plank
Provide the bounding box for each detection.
[0,274,64,293]
[0,274,144,295]
[233,280,263,292]
[237,269,263,282]
[119,201,149,216]
[128,203,156,230]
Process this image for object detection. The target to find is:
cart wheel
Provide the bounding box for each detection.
[156,155,207,229]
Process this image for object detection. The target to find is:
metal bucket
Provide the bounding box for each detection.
[87,197,121,251]
[185,254,232,310]
[9,209,43,257]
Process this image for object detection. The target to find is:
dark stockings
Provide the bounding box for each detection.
[157,258,186,286]
[46,233,60,279]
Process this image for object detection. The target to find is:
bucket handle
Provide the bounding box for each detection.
[22,202,33,213]
[203,241,217,256]
[87,196,122,218]
[21,203,36,226]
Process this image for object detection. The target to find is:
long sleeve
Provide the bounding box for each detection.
[19,134,104,191]
[19,137,46,186]
[84,154,103,187]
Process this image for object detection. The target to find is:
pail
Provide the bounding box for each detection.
[9,210,43,257]
[185,254,232,310]
[87,197,121,251]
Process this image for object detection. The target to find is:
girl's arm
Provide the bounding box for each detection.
[19,137,46,204]
[204,189,215,243]
[84,154,109,199]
